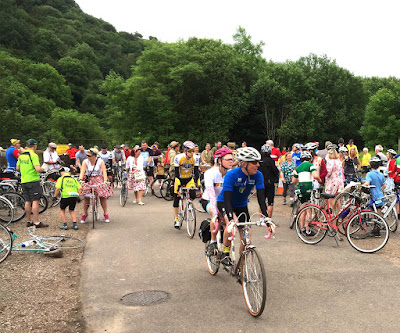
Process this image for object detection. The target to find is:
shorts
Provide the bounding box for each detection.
[173,177,196,207]
[263,183,275,206]
[146,166,154,177]
[201,199,210,213]
[21,181,42,202]
[60,197,78,210]
[217,202,249,228]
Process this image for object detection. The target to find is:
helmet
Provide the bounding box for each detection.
[182,141,196,150]
[305,142,317,150]
[369,156,382,169]
[327,144,338,151]
[294,143,302,150]
[339,146,348,153]
[387,149,397,156]
[236,147,261,162]
[261,144,272,153]
[214,148,232,159]
[300,151,312,161]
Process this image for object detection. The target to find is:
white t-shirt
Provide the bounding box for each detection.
[202,166,224,201]
[84,158,103,177]
[43,149,61,170]
[98,151,113,166]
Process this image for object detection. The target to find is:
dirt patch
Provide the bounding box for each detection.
[0,203,89,333]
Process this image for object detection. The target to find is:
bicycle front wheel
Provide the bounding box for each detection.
[385,206,398,232]
[150,178,163,198]
[0,196,14,226]
[1,192,25,223]
[205,240,220,275]
[120,182,128,207]
[143,178,149,197]
[161,179,174,201]
[295,205,327,245]
[186,203,196,238]
[38,195,48,214]
[289,199,300,229]
[0,224,12,263]
[346,211,389,253]
[42,181,60,207]
[241,248,266,317]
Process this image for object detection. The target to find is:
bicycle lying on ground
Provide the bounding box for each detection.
[204,213,276,317]
[0,225,84,264]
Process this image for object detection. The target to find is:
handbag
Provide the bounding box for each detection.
[133,170,146,182]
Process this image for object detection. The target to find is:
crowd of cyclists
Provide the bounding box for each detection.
[2,137,400,253]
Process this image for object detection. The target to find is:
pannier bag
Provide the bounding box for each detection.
[198,219,211,243]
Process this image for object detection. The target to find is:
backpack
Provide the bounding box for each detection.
[198,219,211,243]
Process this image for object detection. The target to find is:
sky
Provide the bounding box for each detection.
[75,0,400,78]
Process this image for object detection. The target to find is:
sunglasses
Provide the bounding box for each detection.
[187,149,194,153]
[86,154,92,157]
[223,158,234,162]
[249,161,259,165]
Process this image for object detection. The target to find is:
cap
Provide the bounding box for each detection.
[10,139,20,145]
[60,167,70,173]
[48,142,57,148]
[68,143,72,146]
[101,144,107,149]
[169,141,179,148]
[26,139,38,146]
[115,145,121,149]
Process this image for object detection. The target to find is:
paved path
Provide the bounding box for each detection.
[81,191,400,332]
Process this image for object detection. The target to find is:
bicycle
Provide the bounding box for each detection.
[370,184,399,232]
[177,187,197,238]
[161,177,174,201]
[0,225,84,264]
[0,195,14,226]
[87,184,100,229]
[120,171,129,207]
[289,188,324,229]
[294,190,389,253]
[113,162,125,188]
[204,212,276,317]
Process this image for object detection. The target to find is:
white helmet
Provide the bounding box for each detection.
[339,146,348,153]
[300,151,312,161]
[305,142,317,150]
[387,149,397,156]
[236,147,261,162]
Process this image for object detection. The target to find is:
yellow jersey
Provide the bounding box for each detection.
[174,153,200,179]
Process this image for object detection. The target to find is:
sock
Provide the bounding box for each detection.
[174,217,179,221]
[210,240,216,244]
[306,230,311,234]
[301,228,306,232]
[63,222,68,226]
[223,246,230,254]
[73,222,77,225]
[34,222,40,225]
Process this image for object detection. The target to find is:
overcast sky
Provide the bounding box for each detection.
[75,0,400,78]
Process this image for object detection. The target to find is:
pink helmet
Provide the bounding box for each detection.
[182,141,196,150]
[214,148,232,159]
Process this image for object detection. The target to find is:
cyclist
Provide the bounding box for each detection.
[201,148,234,254]
[292,151,321,236]
[5,139,21,171]
[112,144,126,184]
[217,147,271,266]
[99,144,114,184]
[173,141,199,229]
[291,143,302,167]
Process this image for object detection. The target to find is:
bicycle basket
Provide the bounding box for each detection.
[198,219,211,243]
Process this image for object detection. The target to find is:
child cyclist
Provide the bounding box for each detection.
[200,148,234,254]
[53,167,82,230]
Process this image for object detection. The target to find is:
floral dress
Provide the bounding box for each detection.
[280,160,296,184]
[325,159,344,195]
[126,156,146,192]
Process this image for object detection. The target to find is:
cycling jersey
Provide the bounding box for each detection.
[293,161,316,199]
[174,153,199,179]
[112,150,126,163]
[6,146,19,170]
[98,151,113,169]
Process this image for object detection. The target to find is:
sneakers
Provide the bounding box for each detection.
[282,199,287,205]
[289,201,294,207]
[207,242,218,256]
[138,202,145,205]
[34,222,49,228]
[80,214,88,223]
[132,200,137,204]
[60,224,68,230]
[104,214,110,223]
[221,253,233,266]
[174,219,180,229]
[26,221,34,227]
[73,224,79,230]
[305,230,316,237]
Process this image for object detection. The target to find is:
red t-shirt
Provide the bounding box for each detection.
[388,159,396,179]
[270,147,281,162]
[66,147,78,159]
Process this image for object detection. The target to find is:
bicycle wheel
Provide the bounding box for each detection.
[143,178,149,197]
[150,178,163,198]
[333,192,352,216]
[205,240,220,275]
[161,179,174,201]
[0,197,14,227]
[385,206,398,232]
[241,248,266,317]
[38,195,48,214]
[38,235,85,249]
[295,205,327,245]
[42,181,60,207]
[1,192,25,222]
[193,198,206,213]
[346,211,389,253]
[120,182,128,207]
[92,196,96,229]
[289,199,300,229]
[0,224,12,264]
[186,202,196,238]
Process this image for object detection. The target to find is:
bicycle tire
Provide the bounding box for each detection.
[186,202,196,238]
[38,235,85,249]
[161,178,174,201]
[92,195,96,229]
[193,198,206,213]
[346,211,389,253]
[42,181,61,207]
[241,248,267,317]
[1,192,25,222]
[177,199,185,230]
[333,191,353,216]
[143,178,149,197]
[205,240,220,275]
[0,224,12,264]
[385,206,398,232]
[38,195,48,215]
[120,182,128,207]
[295,204,327,245]
[150,179,163,198]
[289,199,300,229]
[0,196,14,226]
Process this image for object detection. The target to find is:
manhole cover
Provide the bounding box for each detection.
[120,290,169,306]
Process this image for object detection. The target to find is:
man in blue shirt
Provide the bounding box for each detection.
[217,147,271,266]
[291,144,302,167]
[5,139,21,171]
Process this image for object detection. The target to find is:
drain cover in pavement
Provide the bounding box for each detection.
[120,290,169,306]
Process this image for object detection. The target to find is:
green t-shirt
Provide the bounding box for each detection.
[55,175,82,198]
[293,161,316,195]
[17,151,40,184]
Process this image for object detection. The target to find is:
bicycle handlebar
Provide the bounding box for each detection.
[226,213,276,241]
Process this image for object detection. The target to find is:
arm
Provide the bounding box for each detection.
[194,166,199,183]
[100,161,107,182]
[12,149,20,159]
[256,189,268,217]
[312,170,321,183]
[79,161,87,181]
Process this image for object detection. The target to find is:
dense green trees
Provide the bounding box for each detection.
[0,1,398,150]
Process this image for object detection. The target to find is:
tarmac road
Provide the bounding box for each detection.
[81,191,400,333]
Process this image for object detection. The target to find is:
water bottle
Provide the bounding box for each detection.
[339,209,350,219]
[21,240,34,248]
[243,229,249,239]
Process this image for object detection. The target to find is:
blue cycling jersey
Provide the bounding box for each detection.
[217,168,264,208]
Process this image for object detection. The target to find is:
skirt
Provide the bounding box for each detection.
[81,175,113,198]
[128,173,146,192]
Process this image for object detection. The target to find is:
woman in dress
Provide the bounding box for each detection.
[79,148,113,223]
[126,146,146,205]
[325,148,344,208]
